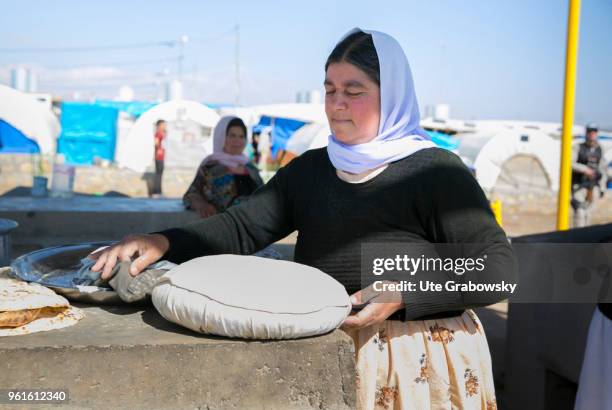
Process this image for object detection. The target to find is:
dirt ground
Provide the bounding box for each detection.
[500,194,611,237]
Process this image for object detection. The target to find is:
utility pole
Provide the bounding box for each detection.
[235,25,240,106]
[178,34,189,82]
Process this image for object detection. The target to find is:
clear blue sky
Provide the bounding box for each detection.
[1,0,610,127]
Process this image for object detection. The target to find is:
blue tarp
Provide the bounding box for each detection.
[204,102,235,110]
[0,120,40,153]
[57,102,119,165]
[252,115,272,134]
[253,116,307,157]
[427,130,459,151]
[93,100,157,118]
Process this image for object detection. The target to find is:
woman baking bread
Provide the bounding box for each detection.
[92,28,517,409]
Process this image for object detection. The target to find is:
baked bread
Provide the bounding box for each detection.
[0,268,83,336]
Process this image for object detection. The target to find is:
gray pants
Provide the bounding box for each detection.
[571,185,601,228]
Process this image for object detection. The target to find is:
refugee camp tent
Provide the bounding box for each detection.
[216,106,260,134]
[0,85,59,154]
[57,102,119,165]
[282,125,459,166]
[471,120,583,139]
[285,123,330,156]
[457,128,560,194]
[0,120,40,153]
[118,100,220,172]
[253,115,309,157]
[420,116,477,134]
[427,130,459,152]
[93,100,158,171]
[250,104,326,156]
[249,103,327,124]
[93,100,157,118]
[280,123,330,165]
[421,116,584,139]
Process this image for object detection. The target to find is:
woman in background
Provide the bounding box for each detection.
[183,116,263,218]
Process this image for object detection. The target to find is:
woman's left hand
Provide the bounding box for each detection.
[341,283,405,331]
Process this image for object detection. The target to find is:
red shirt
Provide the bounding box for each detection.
[154,130,166,161]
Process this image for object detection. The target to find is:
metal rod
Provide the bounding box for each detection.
[557,0,581,230]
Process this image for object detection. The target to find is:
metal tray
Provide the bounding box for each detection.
[10,242,124,305]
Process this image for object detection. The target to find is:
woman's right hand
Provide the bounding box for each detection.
[89,234,170,279]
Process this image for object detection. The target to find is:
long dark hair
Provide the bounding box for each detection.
[226,117,247,138]
[325,30,380,86]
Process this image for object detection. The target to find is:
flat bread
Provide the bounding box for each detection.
[0,308,42,327]
[0,306,70,328]
[0,305,83,337]
[0,268,84,337]
[0,267,69,311]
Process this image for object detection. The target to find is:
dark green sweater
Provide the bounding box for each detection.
[159,147,518,320]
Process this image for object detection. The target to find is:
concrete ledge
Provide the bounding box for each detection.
[0,197,298,264]
[0,197,201,248]
[0,305,356,410]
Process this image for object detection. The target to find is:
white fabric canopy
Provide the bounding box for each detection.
[0,85,60,154]
[285,122,330,156]
[247,103,327,123]
[457,128,560,192]
[117,100,220,172]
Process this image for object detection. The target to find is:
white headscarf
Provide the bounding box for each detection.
[326,28,435,174]
[203,116,249,168]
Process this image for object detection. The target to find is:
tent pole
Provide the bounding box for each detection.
[557,0,581,231]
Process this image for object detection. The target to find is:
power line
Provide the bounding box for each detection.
[235,24,240,106]
[40,81,161,89]
[0,28,237,54]
[44,57,177,69]
[0,40,179,53]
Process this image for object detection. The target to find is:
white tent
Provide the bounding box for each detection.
[457,128,561,193]
[421,116,584,139]
[117,100,220,172]
[469,120,583,139]
[214,106,260,144]
[216,106,260,126]
[285,122,330,156]
[219,104,328,166]
[217,103,327,136]
[0,84,60,154]
[248,103,327,123]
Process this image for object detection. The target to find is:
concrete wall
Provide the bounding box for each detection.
[0,305,356,410]
[0,154,195,198]
[0,195,355,409]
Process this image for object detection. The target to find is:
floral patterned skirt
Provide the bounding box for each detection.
[344,310,497,410]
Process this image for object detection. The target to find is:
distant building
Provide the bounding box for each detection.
[296,90,322,104]
[164,80,183,101]
[424,104,450,121]
[10,67,37,93]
